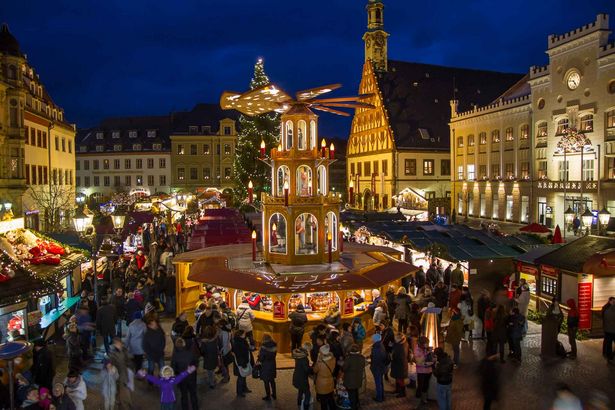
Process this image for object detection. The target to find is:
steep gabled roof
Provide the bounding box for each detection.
[375,60,523,150]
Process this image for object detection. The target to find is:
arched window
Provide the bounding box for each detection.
[295,213,317,255]
[580,114,594,132]
[310,120,317,149]
[536,121,548,137]
[326,212,338,251]
[9,99,19,128]
[298,120,307,150]
[285,120,293,150]
[520,124,529,139]
[276,166,290,196]
[317,165,327,195]
[269,213,287,254]
[467,135,475,146]
[556,117,569,135]
[296,165,312,197]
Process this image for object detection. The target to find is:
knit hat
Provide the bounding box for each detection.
[372,333,381,343]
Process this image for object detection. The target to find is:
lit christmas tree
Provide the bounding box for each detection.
[233,58,280,205]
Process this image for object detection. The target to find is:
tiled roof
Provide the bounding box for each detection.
[535,235,615,273]
[375,60,523,150]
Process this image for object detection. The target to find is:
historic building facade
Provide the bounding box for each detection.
[347,0,522,213]
[0,24,76,231]
[451,14,615,229]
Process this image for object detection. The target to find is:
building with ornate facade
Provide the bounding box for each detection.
[346,0,522,213]
[0,24,76,231]
[451,14,615,229]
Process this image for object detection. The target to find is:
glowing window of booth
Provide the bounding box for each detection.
[296,165,312,197]
[317,165,327,195]
[276,166,290,196]
[285,120,293,150]
[310,120,317,149]
[326,211,338,251]
[298,120,307,150]
[269,213,287,254]
[295,213,318,255]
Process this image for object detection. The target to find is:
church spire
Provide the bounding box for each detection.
[362,0,389,71]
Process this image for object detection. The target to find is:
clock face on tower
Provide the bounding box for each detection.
[567,71,580,90]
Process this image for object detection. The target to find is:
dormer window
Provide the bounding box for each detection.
[96,132,104,140]
[147,130,156,138]
[224,126,231,135]
[129,130,137,138]
[132,144,142,151]
[95,145,104,152]
[152,143,162,151]
[189,126,198,134]
[114,144,122,151]
[79,146,87,153]
[202,126,212,134]
[112,131,120,139]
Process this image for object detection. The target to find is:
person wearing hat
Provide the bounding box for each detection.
[370,333,388,402]
[64,371,87,410]
[289,304,308,351]
[292,341,312,410]
[51,382,75,410]
[313,344,336,410]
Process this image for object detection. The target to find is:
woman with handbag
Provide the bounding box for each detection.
[232,329,254,398]
[313,344,337,410]
[257,333,278,401]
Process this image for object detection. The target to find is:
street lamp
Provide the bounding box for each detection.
[72,207,90,234]
[73,206,98,302]
[581,208,594,235]
[598,207,611,235]
[564,206,575,238]
[111,213,126,233]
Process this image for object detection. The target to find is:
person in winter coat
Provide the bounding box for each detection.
[459,296,474,342]
[310,325,328,364]
[372,300,388,327]
[96,298,118,354]
[313,344,336,410]
[142,319,166,377]
[124,293,141,326]
[443,264,453,287]
[506,308,526,362]
[20,386,40,410]
[566,298,579,359]
[51,383,76,410]
[450,263,464,288]
[257,333,278,401]
[232,330,254,398]
[414,336,434,404]
[323,304,341,329]
[289,304,308,351]
[394,287,412,333]
[433,348,454,410]
[109,337,133,409]
[65,323,82,372]
[351,317,366,350]
[292,342,312,410]
[391,332,411,397]
[370,333,388,402]
[477,290,491,340]
[414,267,426,291]
[433,281,449,309]
[541,298,564,359]
[367,289,382,315]
[235,298,255,347]
[340,323,354,355]
[445,309,464,366]
[342,344,366,410]
[101,359,118,410]
[126,311,147,371]
[479,353,501,410]
[171,338,199,410]
[138,365,196,410]
[199,325,220,388]
[385,286,397,318]
[426,264,439,288]
[515,279,531,318]
[63,371,87,410]
[171,312,189,342]
[492,305,508,362]
[602,297,615,363]
[32,341,55,390]
[217,321,233,383]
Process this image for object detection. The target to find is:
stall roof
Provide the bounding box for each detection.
[0,252,57,307]
[583,248,615,277]
[514,244,563,265]
[535,236,615,273]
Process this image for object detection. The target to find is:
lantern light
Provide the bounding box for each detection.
[581,208,594,227]
[598,207,611,226]
[329,143,335,159]
[3,202,12,211]
[252,230,257,240]
[248,180,253,189]
[260,140,266,158]
[564,206,575,225]
[72,208,90,234]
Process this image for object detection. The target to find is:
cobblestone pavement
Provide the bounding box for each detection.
[46,320,615,410]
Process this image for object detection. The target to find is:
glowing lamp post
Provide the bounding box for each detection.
[598,207,611,235]
[321,139,326,158]
[251,230,257,261]
[339,223,344,252]
[348,180,354,205]
[111,212,126,235]
[329,143,335,160]
[72,207,90,235]
[327,231,332,264]
[564,206,575,239]
[283,181,289,207]
[260,140,266,158]
[248,180,254,204]
[581,208,594,235]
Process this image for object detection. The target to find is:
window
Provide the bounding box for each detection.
[364,161,371,176]
[520,196,529,223]
[558,160,569,181]
[93,176,100,186]
[607,111,615,128]
[203,144,210,154]
[479,164,487,179]
[43,167,48,184]
[30,128,35,145]
[296,165,313,196]
[152,143,162,151]
[147,130,156,138]
[216,144,220,155]
[537,122,548,137]
[356,161,362,177]
[317,165,327,195]
[521,162,529,179]
[96,132,104,140]
[42,131,47,148]
[505,163,514,178]
[203,168,211,180]
[520,124,529,140]
[190,144,197,155]
[25,165,30,184]
[148,175,154,186]
[491,164,500,178]
[580,114,594,132]
[541,276,557,297]
[114,144,122,151]
[583,159,595,181]
[190,167,198,180]
[132,144,141,151]
[159,158,166,168]
[441,159,450,176]
[112,131,120,139]
[457,165,464,180]
[467,135,475,146]
[404,159,416,176]
[84,176,90,187]
[68,140,72,153]
[37,130,42,147]
[492,194,499,218]
[276,166,290,196]
[467,164,475,180]
[491,130,500,143]
[75,176,80,187]
[224,126,231,135]
[373,161,379,176]
[298,120,307,150]
[61,138,66,152]
[55,136,59,150]
[159,175,166,186]
[382,160,388,176]
[136,159,143,169]
[505,127,513,141]
[83,160,90,170]
[178,168,185,180]
[224,144,231,155]
[295,213,318,255]
[423,159,434,176]
[114,159,120,169]
[95,145,104,152]
[556,118,569,135]
[538,160,548,179]
[136,175,143,186]
[30,165,37,185]
[128,130,137,138]
[350,163,355,176]
[147,158,154,168]
[269,213,287,254]
[76,161,80,171]
[506,195,513,220]
[457,136,464,148]
[224,168,231,179]
[177,144,185,155]
[202,126,211,134]
[125,159,131,169]
[104,176,110,187]
[189,126,198,134]
[479,132,487,145]
[114,176,121,187]
[103,159,110,170]
[125,175,131,186]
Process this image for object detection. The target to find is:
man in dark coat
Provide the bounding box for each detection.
[426,264,439,288]
[232,330,253,398]
[414,268,426,290]
[479,354,501,410]
[443,264,453,287]
[109,337,133,409]
[342,344,366,409]
[433,348,454,410]
[390,333,409,397]
[289,304,308,352]
[171,337,199,410]
[96,297,117,354]
[32,340,55,389]
[142,319,166,376]
[257,335,278,401]
[164,271,177,315]
[370,334,388,402]
[292,343,312,410]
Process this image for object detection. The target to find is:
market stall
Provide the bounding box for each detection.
[514,245,563,311]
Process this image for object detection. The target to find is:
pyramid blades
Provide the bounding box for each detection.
[296,83,342,101]
[311,105,351,116]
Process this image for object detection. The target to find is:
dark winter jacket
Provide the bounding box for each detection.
[324,311,341,328]
[232,335,252,376]
[171,318,188,338]
[258,340,277,382]
[342,352,366,389]
[433,284,449,308]
[415,269,426,289]
[390,338,409,379]
[433,354,454,385]
[171,344,198,384]
[506,312,525,340]
[394,294,412,320]
[124,299,141,324]
[52,395,76,410]
[142,326,166,362]
[199,333,220,370]
[385,289,396,314]
[109,345,133,385]
[32,345,55,389]
[292,348,311,390]
[96,303,117,336]
[289,310,308,334]
[369,341,388,375]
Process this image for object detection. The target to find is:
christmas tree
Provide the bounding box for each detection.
[233,58,280,205]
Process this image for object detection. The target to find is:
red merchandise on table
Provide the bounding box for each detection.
[30,255,61,265]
